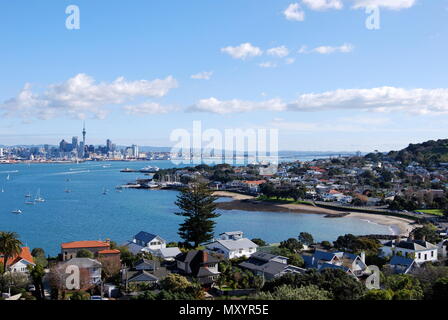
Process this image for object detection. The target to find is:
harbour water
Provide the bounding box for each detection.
[0,161,391,255]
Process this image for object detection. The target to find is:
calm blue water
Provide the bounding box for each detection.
[0,161,391,255]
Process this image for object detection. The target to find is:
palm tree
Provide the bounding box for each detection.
[0,232,23,273]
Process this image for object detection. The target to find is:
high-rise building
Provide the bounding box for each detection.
[82,122,87,157]
[72,136,79,150]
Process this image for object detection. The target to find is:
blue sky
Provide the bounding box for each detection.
[0,0,447,151]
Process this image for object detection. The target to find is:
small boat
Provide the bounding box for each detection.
[25,200,34,205]
[25,192,32,198]
[35,189,45,203]
[102,188,108,195]
[12,209,22,214]
[140,166,160,173]
[1,188,4,193]
[65,189,72,193]
[6,174,10,181]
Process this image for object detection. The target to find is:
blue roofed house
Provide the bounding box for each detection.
[303,250,368,277]
[133,231,166,250]
[389,256,417,274]
[122,231,181,260]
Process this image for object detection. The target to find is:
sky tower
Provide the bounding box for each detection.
[81,121,86,157]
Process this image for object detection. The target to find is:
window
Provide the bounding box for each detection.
[418,253,421,259]
[431,251,434,257]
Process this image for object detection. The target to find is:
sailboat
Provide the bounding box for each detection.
[6,174,10,181]
[34,189,45,203]
[12,209,22,214]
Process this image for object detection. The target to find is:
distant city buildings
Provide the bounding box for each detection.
[0,123,173,162]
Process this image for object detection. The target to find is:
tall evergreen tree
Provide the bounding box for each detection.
[175,183,220,248]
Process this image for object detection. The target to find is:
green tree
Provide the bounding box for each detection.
[175,183,220,248]
[256,284,331,300]
[0,231,23,273]
[363,289,394,300]
[76,249,94,258]
[279,238,303,253]
[298,232,314,246]
[251,238,268,247]
[29,264,46,299]
[432,277,448,300]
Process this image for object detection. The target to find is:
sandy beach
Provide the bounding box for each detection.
[214,191,417,236]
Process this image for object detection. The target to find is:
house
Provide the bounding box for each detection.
[0,247,35,273]
[61,258,102,288]
[61,240,111,261]
[97,249,121,275]
[122,259,169,287]
[302,250,368,277]
[133,231,166,250]
[389,256,417,274]
[175,250,220,285]
[380,239,438,264]
[150,247,182,261]
[122,232,181,260]
[206,231,258,259]
[239,252,305,280]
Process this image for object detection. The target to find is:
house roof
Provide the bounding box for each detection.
[121,241,144,255]
[61,241,110,249]
[153,247,182,258]
[134,231,163,244]
[63,258,102,268]
[98,249,120,255]
[176,250,220,264]
[1,247,35,267]
[390,255,416,268]
[239,259,288,277]
[213,238,258,251]
[127,270,159,283]
[383,240,437,251]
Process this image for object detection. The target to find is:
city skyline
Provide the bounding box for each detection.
[0,1,447,151]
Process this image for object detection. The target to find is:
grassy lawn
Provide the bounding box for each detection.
[418,209,445,216]
[256,195,313,206]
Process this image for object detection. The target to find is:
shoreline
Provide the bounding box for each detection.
[213,191,417,236]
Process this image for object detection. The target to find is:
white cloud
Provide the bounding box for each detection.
[188,97,286,114]
[302,0,343,11]
[301,43,354,54]
[1,73,178,120]
[267,46,290,58]
[351,0,416,10]
[188,87,448,115]
[259,61,278,68]
[191,71,213,80]
[123,102,175,115]
[284,3,305,21]
[221,43,263,60]
[287,87,448,114]
[285,57,296,64]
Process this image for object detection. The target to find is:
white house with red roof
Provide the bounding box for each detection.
[1,247,35,273]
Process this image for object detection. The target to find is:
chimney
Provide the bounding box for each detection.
[422,235,426,242]
[202,250,208,263]
[360,251,366,264]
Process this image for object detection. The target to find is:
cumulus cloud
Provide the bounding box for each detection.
[1,74,178,120]
[267,46,290,58]
[351,0,416,10]
[302,0,344,11]
[188,87,448,115]
[188,97,286,114]
[284,3,305,21]
[221,43,263,60]
[288,87,448,114]
[191,71,213,80]
[299,43,354,54]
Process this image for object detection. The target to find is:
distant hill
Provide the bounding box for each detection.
[366,139,448,166]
